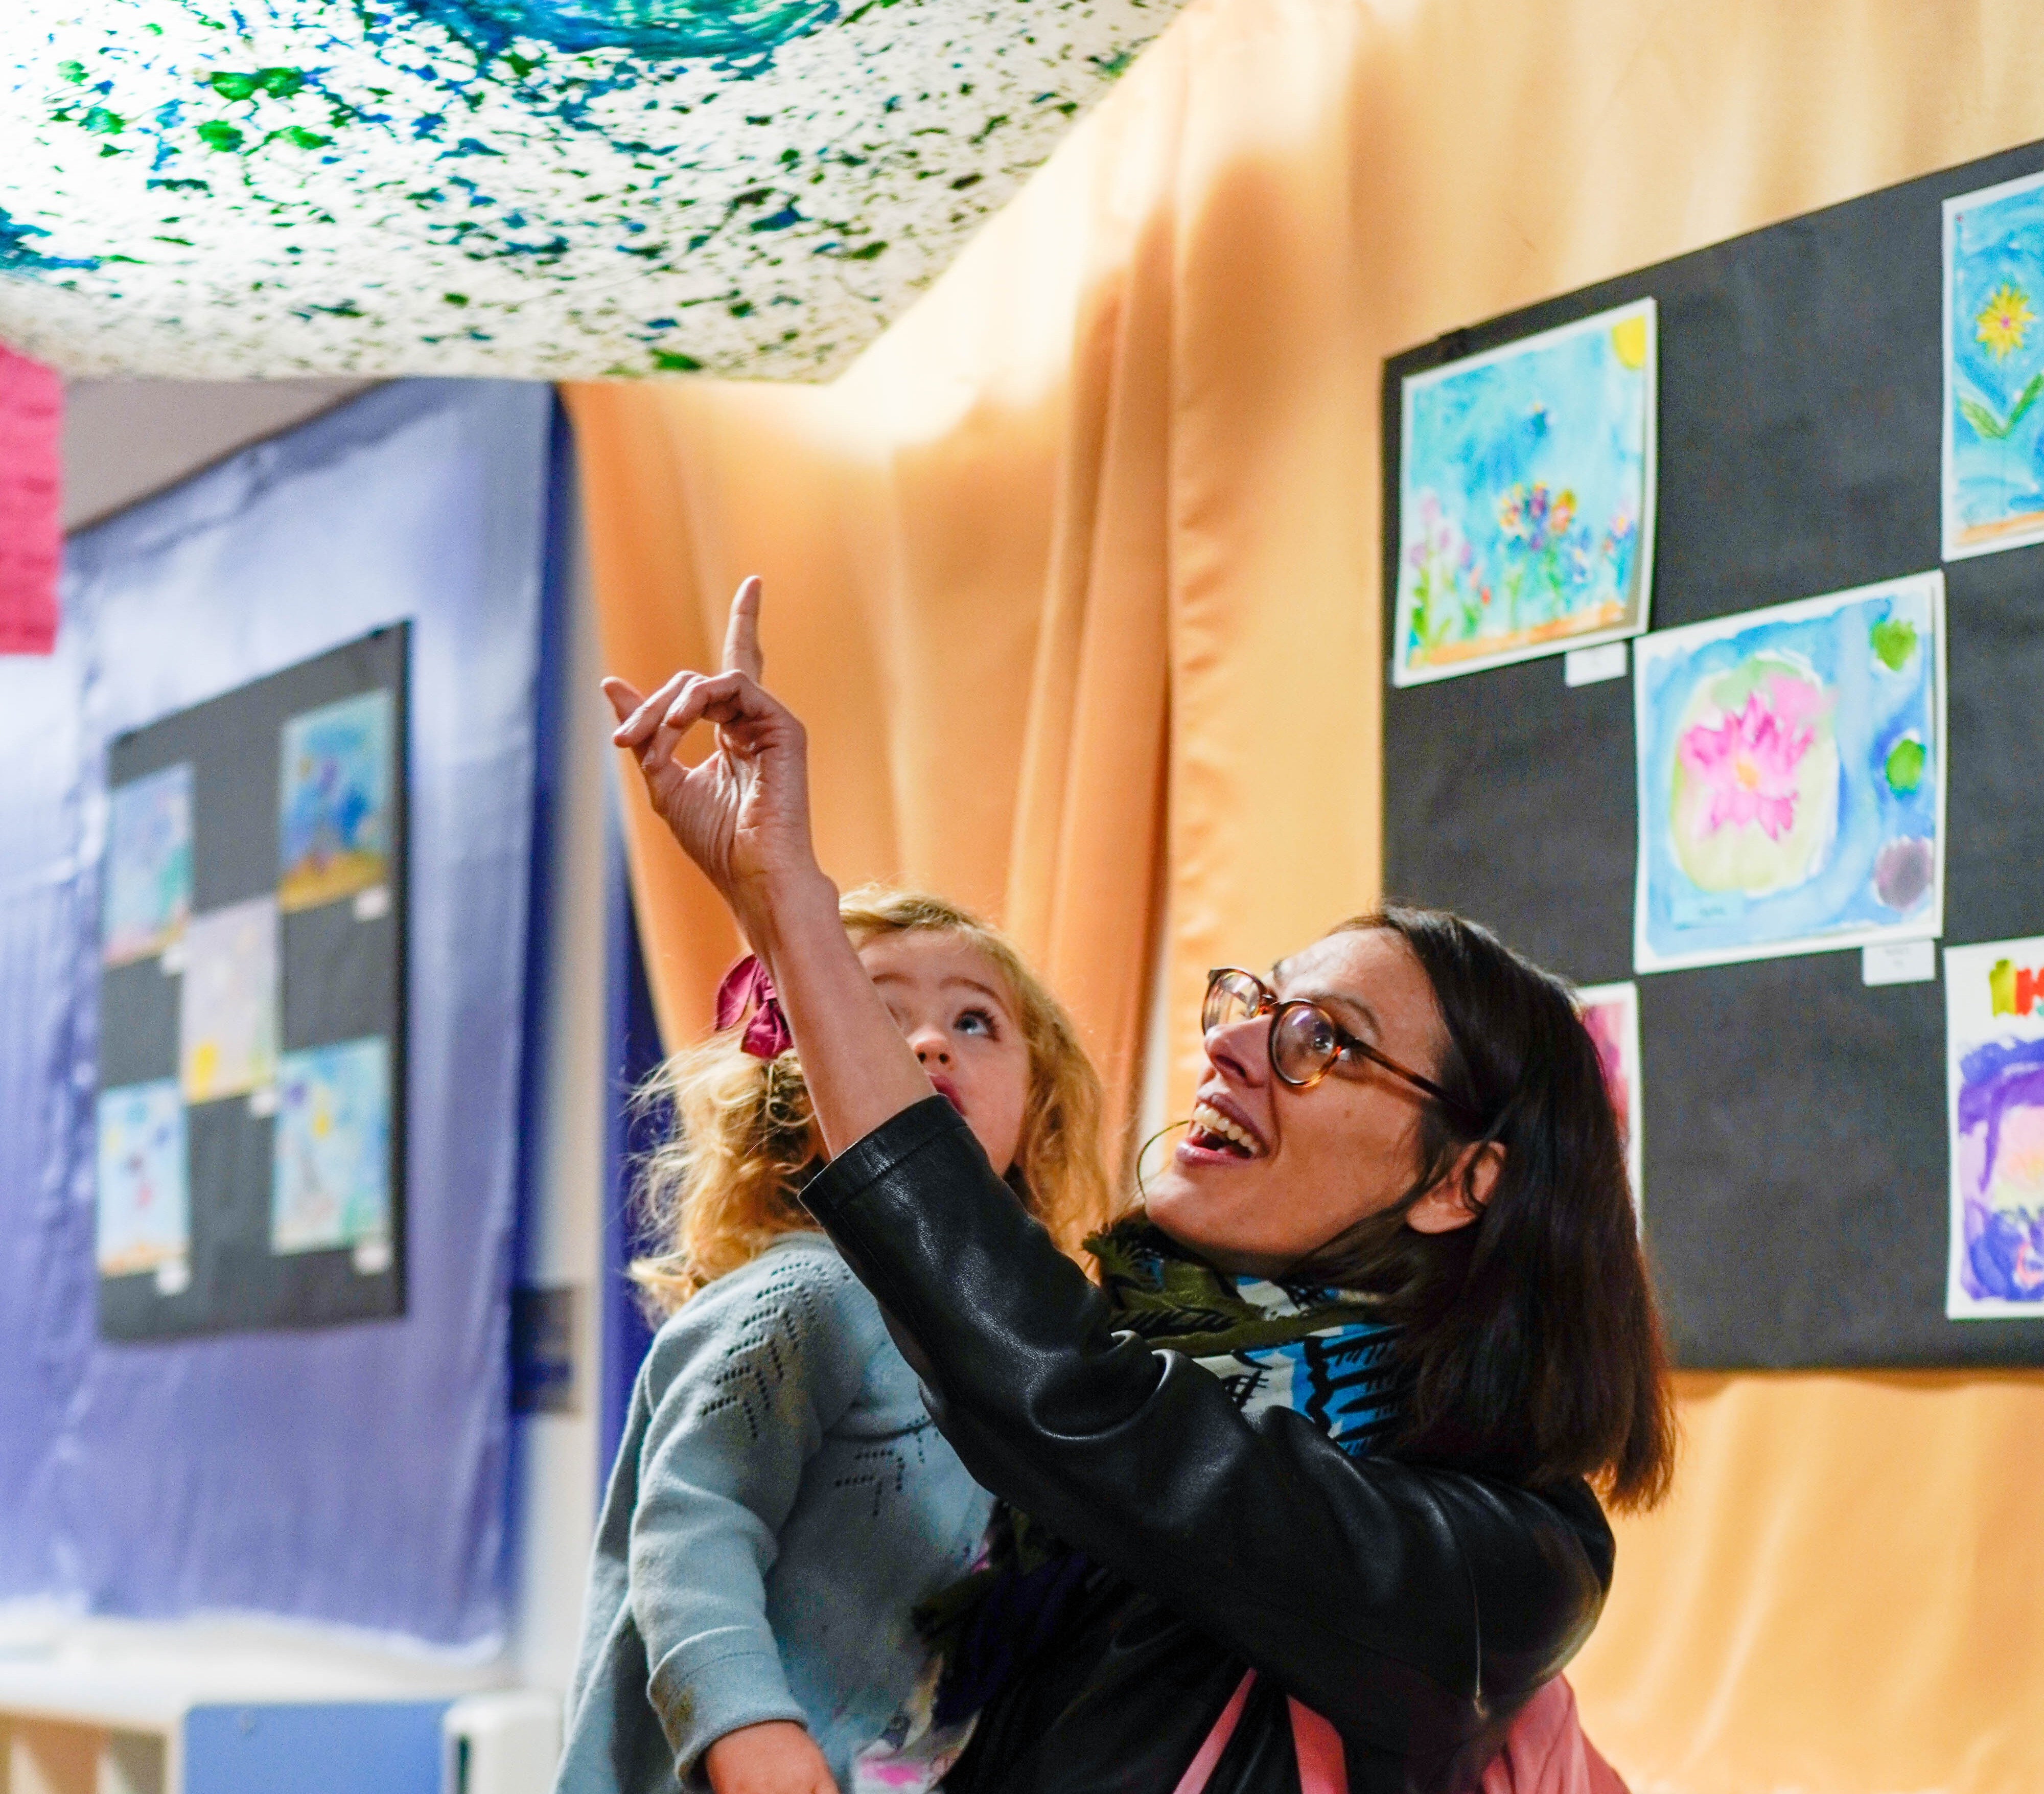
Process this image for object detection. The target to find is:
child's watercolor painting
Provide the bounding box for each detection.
[1575,981,1643,1220]
[1633,572,1945,975]
[278,689,392,913]
[272,1037,390,1256]
[178,896,278,1102]
[102,763,193,967]
[1394,298,1656,686]
[1944,937,2044,1318]
[1943,170,2044,559]
[96,1078,188,1278]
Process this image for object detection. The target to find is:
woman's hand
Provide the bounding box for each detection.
[703,1720,837,1794]
[603,576,830,936]
[604,576,934,1156]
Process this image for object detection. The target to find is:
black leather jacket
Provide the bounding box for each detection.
[801,1098,1614,1794]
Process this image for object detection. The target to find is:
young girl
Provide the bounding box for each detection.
[555,887,1108,1794]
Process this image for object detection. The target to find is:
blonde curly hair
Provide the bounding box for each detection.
[630,886,1111,1316]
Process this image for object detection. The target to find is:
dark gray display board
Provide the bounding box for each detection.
[1383,148,2044,1370]
[97,626,409,1339]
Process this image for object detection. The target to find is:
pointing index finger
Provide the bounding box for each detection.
[722,575,765,683]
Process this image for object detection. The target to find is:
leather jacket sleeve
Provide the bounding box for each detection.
[799,1097,1615,1776]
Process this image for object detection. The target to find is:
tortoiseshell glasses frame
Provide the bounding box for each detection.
[1202,967,1477,1124]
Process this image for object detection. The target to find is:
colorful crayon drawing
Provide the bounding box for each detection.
[1944,937,2044,1318]
[278,689,392,913]
[1394,299,1656,685]
[1633,573,1945,974]
[272,1037,391,1255]
[1574,981,1643,1221]
[1943,170,2044,558]
[178,896,278,1102]
[96,1079,188,1277]
[101,763,193,966]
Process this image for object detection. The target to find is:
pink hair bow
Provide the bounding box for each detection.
[715,953,795,1060]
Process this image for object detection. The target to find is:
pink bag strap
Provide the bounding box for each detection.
[1173,1672,1347,1794]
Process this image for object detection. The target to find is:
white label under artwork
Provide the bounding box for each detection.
[1633,572,1946,974]
[1944,937,2044,1318]
[1864,939,1938,986]
[1564,640,1630,687]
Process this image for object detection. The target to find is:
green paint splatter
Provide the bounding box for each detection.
[281,126,332,149]
[1871,616,1919,671]
[1885,734,1926,795]
[844,239,885,259]
[82,106,125,135]
[444,291,470,305]
[210,67,308,101]
[196,120,245,151]
[651,348,702,371]
[57,60,86,84]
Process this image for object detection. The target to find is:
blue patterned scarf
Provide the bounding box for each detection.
[921,1220,1403,1726]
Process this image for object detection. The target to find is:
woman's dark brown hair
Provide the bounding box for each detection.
[1308,905,1676,1511]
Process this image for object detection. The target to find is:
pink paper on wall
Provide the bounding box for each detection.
[0,344,62,656]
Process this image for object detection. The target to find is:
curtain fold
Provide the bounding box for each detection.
[568,0,2044,1781]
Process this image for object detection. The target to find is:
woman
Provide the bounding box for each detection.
[603,578,1674,1794]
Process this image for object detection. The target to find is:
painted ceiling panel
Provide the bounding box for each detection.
[0,0,1174,379]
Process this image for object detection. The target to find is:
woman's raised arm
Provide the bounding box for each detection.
[603,576,933,1155]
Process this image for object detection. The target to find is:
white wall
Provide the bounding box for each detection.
[61,379,376,532]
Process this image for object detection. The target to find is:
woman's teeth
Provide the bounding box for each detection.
[1190,1100,1264,1158]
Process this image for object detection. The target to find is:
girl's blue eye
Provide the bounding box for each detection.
[956,1007,997,1038]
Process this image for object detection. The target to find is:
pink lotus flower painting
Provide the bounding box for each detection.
[1676,675,1823,844]
[1635,574,1945,973]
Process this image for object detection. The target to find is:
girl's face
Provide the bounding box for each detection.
[1144,928,1481,1277]
[858,930,1030,1176]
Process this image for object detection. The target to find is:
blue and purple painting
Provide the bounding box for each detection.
[101,762,193,966]
[273,1037,391,1256]
[96,1078,189,1278]
[1945,938,2044,1317]
[279,689,391,913]
[1943,170,2044,558]
[1634,573,1945,974]
[1394,298,1656,686]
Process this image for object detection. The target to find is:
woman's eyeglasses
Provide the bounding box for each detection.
[1203,967,1476,1122]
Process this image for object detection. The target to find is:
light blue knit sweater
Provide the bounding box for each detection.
[555,1233,993,1793]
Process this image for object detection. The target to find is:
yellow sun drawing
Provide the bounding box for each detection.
[1976,284,2035,360]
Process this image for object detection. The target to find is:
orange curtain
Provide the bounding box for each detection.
[567,0,2044,1784]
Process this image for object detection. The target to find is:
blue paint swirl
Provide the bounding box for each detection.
[0,205,100,275]
[393,0,837,60]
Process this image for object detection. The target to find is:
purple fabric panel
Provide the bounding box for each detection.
[0,380,549,1647]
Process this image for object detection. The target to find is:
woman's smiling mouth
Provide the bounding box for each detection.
[1184,1095,1268,1160]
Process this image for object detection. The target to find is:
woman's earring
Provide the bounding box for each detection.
[1133,1119,1192,1205]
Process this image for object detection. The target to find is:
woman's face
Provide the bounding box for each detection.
[1144,928,1469,1277]
[858,930,1030,1176]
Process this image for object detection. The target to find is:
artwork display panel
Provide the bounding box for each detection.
[1944,937,2044,1318]
[102,763,193,967]
[1392,298,1656,685]
[96,625,408,1340]
[1634,572,1946,975]
[1575,981,1643,1220]
[1943,169,2044,559]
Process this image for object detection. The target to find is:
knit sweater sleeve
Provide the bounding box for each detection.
[630,1237,879,1783]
